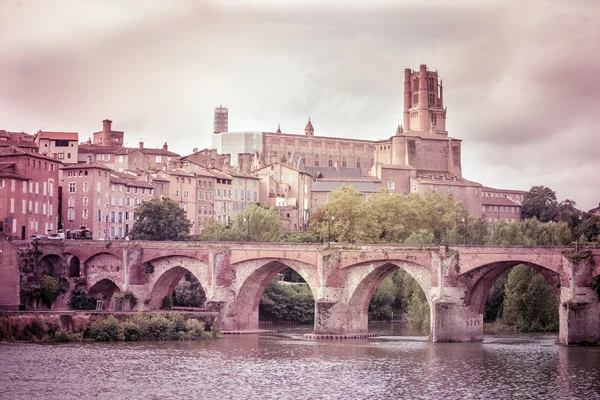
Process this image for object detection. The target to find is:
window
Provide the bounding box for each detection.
[83,197,88,206]
[97,182,101,193]
[356,158,360,168]
[83,209,88,219]
[83,182,89,192]
[183,190,189,198]
[413,93,418,105]
[342,157,346,168]
[57,153,65,159]
[315,154,319,166]
[10,198,14,212]
[69,182,76,193]
[328,155,332,167]
[474,188,479,196]
[156,155,162,163]
[176,189,180,197]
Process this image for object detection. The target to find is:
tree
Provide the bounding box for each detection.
[201,203,283,242]
[130,198,191,241]
[501,265,558,331]
[172,273,206,307]
[522,185,558,222]
[310,186,380,243]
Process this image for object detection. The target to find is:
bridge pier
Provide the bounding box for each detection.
[558,253,600,345]
[559,288,600,345]
[430,301,483,342]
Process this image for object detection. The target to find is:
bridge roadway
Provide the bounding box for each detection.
[1,238,599,344]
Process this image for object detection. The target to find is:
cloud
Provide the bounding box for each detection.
[0,0,599,209]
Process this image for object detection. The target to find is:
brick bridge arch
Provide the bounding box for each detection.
[223,258,318,331]
[144,256,210,310]
[89,278,122,310]
[85,252,123,290]
[343,259,434,334]
[460,260,563,314]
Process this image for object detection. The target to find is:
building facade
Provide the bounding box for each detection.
[0,148,60,239]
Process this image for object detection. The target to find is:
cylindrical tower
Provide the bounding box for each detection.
[418,64,429,132]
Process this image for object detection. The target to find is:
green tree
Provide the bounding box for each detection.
[172,273,206,307]
[368,276,396,320]
[259,281,314,323]
[130,198,191,241]
[229,203,283,242]
[201,203,283,242]
[522,185,558,222]
[501,265,558,331]
[310,186,380,243]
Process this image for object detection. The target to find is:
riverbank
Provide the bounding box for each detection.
[0,310,220,342]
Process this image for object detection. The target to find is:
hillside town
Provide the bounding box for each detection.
[0,64,571,242]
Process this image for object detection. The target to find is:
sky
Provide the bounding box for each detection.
[1,0,599,210]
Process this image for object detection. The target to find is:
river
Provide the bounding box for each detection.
[1,323,599,400]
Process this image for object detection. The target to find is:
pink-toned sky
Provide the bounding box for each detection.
[1,0,599,209]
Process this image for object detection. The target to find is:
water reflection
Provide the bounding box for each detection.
[1,324,599,400]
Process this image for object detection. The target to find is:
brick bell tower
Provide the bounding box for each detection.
[402,64,447,133]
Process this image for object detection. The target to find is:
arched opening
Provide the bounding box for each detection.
[148,266,206,310]
[468,262,561,333]
[68,256,80,278]
[259,267,315,326]
[348,262,430,336]
[228,260,316,331]
[88,279,121,310]
[36,254,66,280]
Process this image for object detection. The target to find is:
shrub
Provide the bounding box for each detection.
[115,290,138,309]
[146,316,175,341]
[122,320,144,341]
[161,296,173,309]
[70,289,96,310]
[182,319,210,340]
[90,315,122,341]
[170,313,186,333]
[22,317,45,340]
[52,329,72,342]
[40,276,61,308]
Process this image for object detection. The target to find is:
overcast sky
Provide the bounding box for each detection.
[1,0,599,209]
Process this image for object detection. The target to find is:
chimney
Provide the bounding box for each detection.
[163,142,168,151]
[193,148,198,153]
[102,119,112,132]
[139,142,144,149]
[87,137,92,145]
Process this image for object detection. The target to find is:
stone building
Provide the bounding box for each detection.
[481,186,526,223]
[61,163,159,240]
[254,163,312,231]
[212,64,484,217]
[0,147,60,239]
[34,131,79,164]
[0,131,38,153]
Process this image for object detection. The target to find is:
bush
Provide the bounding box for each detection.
[70,289,96,310]
[122,320,144,341]
[40,276,61,308]
[52,329,73,342]
[22,317,45,340]
[146,316,175,341]
[90,315,122,341]
[115,290,138,309]
[161,296,173,310]
[182,319,210,340]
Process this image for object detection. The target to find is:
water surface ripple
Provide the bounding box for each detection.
[1,326,599,400]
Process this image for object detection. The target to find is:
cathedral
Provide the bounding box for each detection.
[212,64,486,217]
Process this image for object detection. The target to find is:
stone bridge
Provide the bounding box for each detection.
[1,238,599,345]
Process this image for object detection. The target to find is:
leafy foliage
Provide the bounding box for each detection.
[70,289,96,310]
[259,281,314,323]
[522,185,558,222]
[130,197,191,241]
[501,265,558,331]
[40,276,61,308]
[172,273,206,307]
[201,203,283,242]
[309,187,475,244]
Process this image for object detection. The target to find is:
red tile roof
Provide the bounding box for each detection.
[36,131,78,141]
